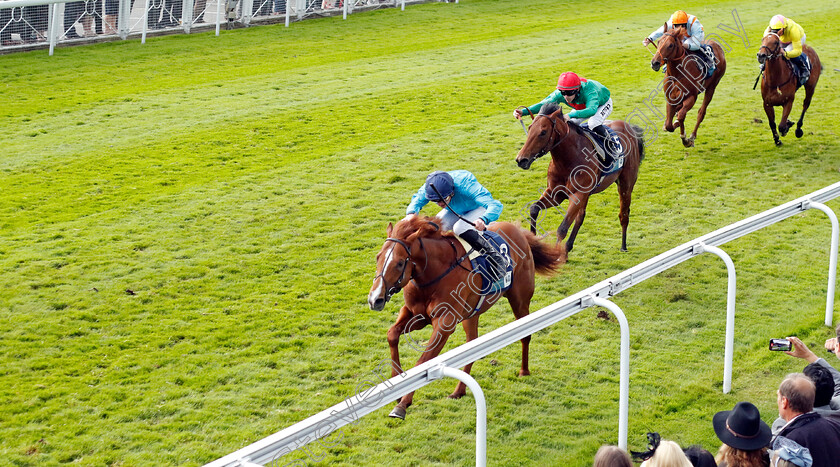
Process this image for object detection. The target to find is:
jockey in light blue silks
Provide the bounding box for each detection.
[404,170,506,282]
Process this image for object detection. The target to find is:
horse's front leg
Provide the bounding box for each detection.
[529,185,566,235]
[390,317,454,420]
[663,102,678,133]
[557,191,591,262]
[763,102,781,146]
[388,307,428,411]
[778,98,795,137]
[676,93,698,147]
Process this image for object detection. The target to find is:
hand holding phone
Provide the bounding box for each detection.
[769,338,792,351]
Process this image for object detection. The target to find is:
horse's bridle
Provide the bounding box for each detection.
[757,34,796,88]
[375,237,422,301]
[374,226,472,302]
[531,113,571,160]
[658,30,687,63]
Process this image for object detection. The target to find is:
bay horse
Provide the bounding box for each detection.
[515,102,645,263]
[757,33,821,146]
[368,216,561,419]
[650,25,726,147]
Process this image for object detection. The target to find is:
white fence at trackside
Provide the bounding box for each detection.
[0,0,454,56]
[206,182,840,467]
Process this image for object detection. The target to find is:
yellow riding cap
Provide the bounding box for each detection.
[671,10,688,25]
[769,14,786,30]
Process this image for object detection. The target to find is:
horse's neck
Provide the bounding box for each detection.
[412,236,461,285]
[550,129,592,170]
[765,56,792,88]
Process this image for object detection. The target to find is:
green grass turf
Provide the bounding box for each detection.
[1,0,840,464]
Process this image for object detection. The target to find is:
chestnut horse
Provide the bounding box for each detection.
[515,102,645,262]
[757,33,821,146]
[650,25,726,147]
[368,216,561,419]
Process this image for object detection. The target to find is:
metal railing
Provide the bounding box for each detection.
[0,0,449,54]
[206,181,840,467]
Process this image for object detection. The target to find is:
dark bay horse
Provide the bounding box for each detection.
[757,33,821,146]
[651,25,726,147]
[368,216,561,419]
[515,102,644,263]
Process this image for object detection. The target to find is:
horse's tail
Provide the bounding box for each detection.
[524,230,564,274]
[629,124,645,163]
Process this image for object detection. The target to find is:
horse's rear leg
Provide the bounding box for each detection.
[449,316,480,399]
[764,102,782,146]
[796,85,816,138]
[617,178,636,252]
[688,85,718,146]
[506,292,533,377]
[676,94,698,147]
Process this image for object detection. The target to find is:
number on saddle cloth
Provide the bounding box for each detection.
[469,231,513,296]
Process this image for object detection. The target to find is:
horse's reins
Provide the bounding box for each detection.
[756,34,796,90]
[378,224,471,294]
[532,113,571,160]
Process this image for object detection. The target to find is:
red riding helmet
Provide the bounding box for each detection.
[556,72,581,91]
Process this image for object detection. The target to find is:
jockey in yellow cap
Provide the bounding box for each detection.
[764,15,810,84]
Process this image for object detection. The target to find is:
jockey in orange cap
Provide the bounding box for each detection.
[764,15,810,84]
[643,10,715,73]
[514,72,619,161]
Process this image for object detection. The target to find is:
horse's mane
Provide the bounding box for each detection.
[539,101,561,116]
[540,101,585,135]
[665,26,689,40]
[392,216,450,241]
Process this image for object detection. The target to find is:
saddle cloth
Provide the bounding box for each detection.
[579,122,626,188]
[455,230,513,296]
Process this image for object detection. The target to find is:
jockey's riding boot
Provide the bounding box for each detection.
[791,55,810,84]
[460,229,506,283]
[592,125,618,163]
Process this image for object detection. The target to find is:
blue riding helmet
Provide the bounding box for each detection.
[424,171,455,201]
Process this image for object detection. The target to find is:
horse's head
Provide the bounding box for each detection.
[368,217,441,311]
[651,24,686,71]
[757,33,782,65]
[515,102,568,170]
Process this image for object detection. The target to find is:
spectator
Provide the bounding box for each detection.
[193,0,207,23]
[775,373,840,467]
[63,1,96,39]
[713,401,771,466]
[684,445,716,467]
[770,436,812,467]
[640,439,692,467]
[593,445,632,467]
[784,336,840,404]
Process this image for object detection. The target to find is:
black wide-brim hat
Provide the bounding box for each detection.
[713,401,772,451]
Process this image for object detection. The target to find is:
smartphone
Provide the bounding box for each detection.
[769,338,792,351]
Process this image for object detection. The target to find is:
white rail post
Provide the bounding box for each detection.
[804,201,839,327]
[585,296,629,450]
[429,365,486,467]
[215,0,222,35]
[48,2,59,55]
[142,0,149,43]
[695,243,736,394]
[342,0,346,19]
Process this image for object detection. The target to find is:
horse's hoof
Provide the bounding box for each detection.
[682,138,695,148]
[448,392,466,399]
[519,369,530,377]
[795,128,804,138]
[620,247,628,252]
[774,139,783,147]
[388,406,406,420]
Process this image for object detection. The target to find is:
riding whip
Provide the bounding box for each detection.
[753,68,763,90]
[429,183,477,228]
